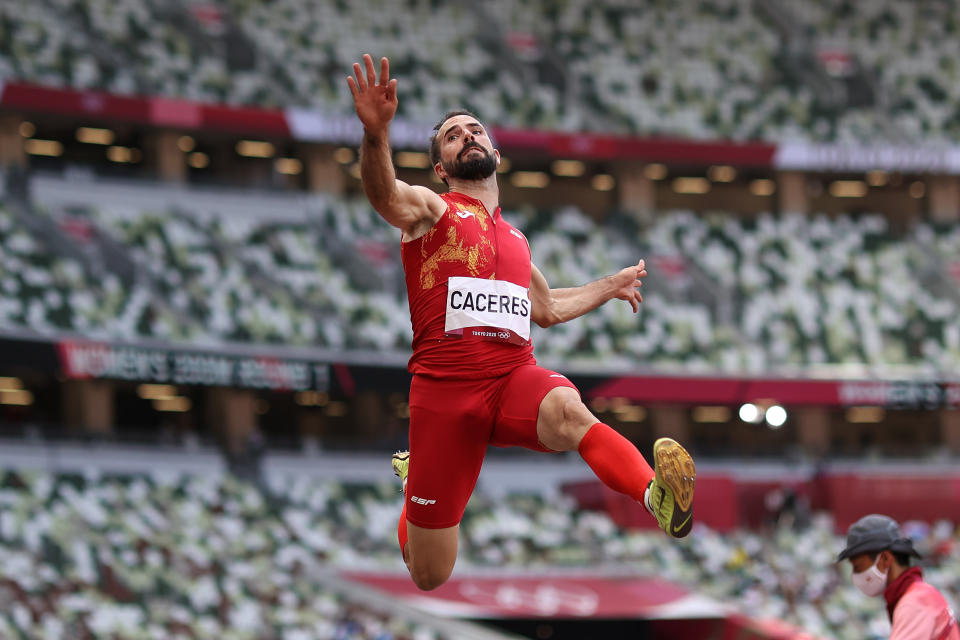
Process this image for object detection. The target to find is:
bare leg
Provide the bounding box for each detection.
[535,386,695,537]
[536,386,603,451]
[537,386,654,503]
[404,522,459,591]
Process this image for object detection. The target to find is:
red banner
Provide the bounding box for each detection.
[814,473,960,531]
[200,103,288,136]
[565,469,960,533]
[2,83,150,123]
[587,375,957,408]
[0,81,774,162]
[4,80,959,171]
[344,572,822,639]
[0,81,287,136]
[342,572,724,619]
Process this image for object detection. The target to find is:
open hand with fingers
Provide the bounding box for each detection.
[611,259,647,313]
[347,54,398,134]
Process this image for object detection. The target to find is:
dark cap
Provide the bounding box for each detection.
[837,514,922,562]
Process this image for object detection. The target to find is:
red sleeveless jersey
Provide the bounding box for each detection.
[401,192,536,378]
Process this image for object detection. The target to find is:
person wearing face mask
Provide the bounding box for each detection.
[838,514,959,640]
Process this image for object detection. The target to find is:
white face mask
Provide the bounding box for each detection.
[852,556,888,597]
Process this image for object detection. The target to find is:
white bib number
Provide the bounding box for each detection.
[444,276,531,345]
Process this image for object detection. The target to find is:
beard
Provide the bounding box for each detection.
[442,146,497,181]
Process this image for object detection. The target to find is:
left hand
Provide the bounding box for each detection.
[611,259,647,313]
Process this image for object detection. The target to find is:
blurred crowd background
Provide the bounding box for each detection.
[1,0,960,638]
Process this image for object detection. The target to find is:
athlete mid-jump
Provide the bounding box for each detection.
[347,54,696,591]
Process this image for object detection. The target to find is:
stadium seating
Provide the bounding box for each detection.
[2,0,958,141]
[485,0,802,140]
[0,469,445,639]
[789,0,960,141]
[0,202,149,338]
[227,0,577,129]
[0,0,572,127]
[1,468,956,639]
[0,0,267,104]
[6,179,959,373]
[8,181,412,350]
[0,0,124,93]
[524,206,960,374]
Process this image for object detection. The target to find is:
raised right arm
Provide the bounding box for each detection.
[348,54,445,237]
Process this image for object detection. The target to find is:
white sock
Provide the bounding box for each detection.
[642,483,653,515]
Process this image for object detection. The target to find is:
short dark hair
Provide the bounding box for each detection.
[869,550,912,567]
[429,109,482,169]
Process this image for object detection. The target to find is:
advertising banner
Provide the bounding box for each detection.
[587,375,960,409]
[342,572,726,620]
[56,340,330,391]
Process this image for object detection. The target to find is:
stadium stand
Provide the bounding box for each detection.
[0,0,571,129]
[2,0,959,141]
[4,174,958,376]
[788,0,960,142]
[0,200,144,339]
[5,174,411,350]
[3,2,960,638]
[0,467,481,639]
[485,0,801,139]
[0,465,956,640]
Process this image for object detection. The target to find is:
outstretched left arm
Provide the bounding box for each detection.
[529,259,646,328]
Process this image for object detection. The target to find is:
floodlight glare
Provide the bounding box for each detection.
[739,403,760,423]
[766,405,787,428]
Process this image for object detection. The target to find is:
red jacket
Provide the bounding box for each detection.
[885,568,959,640]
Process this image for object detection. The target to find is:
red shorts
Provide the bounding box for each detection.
[405,364,579,529]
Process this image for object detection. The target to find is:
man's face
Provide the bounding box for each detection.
[435,115,499,182]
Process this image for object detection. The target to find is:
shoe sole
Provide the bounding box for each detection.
[391,451,410,479]
[653,438,696,512]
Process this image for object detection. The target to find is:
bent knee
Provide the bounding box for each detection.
[539,391,596,451]
[409,563,454,591]
[559,396,592,427]
[406,523,458,591]
[557,398,595,445]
